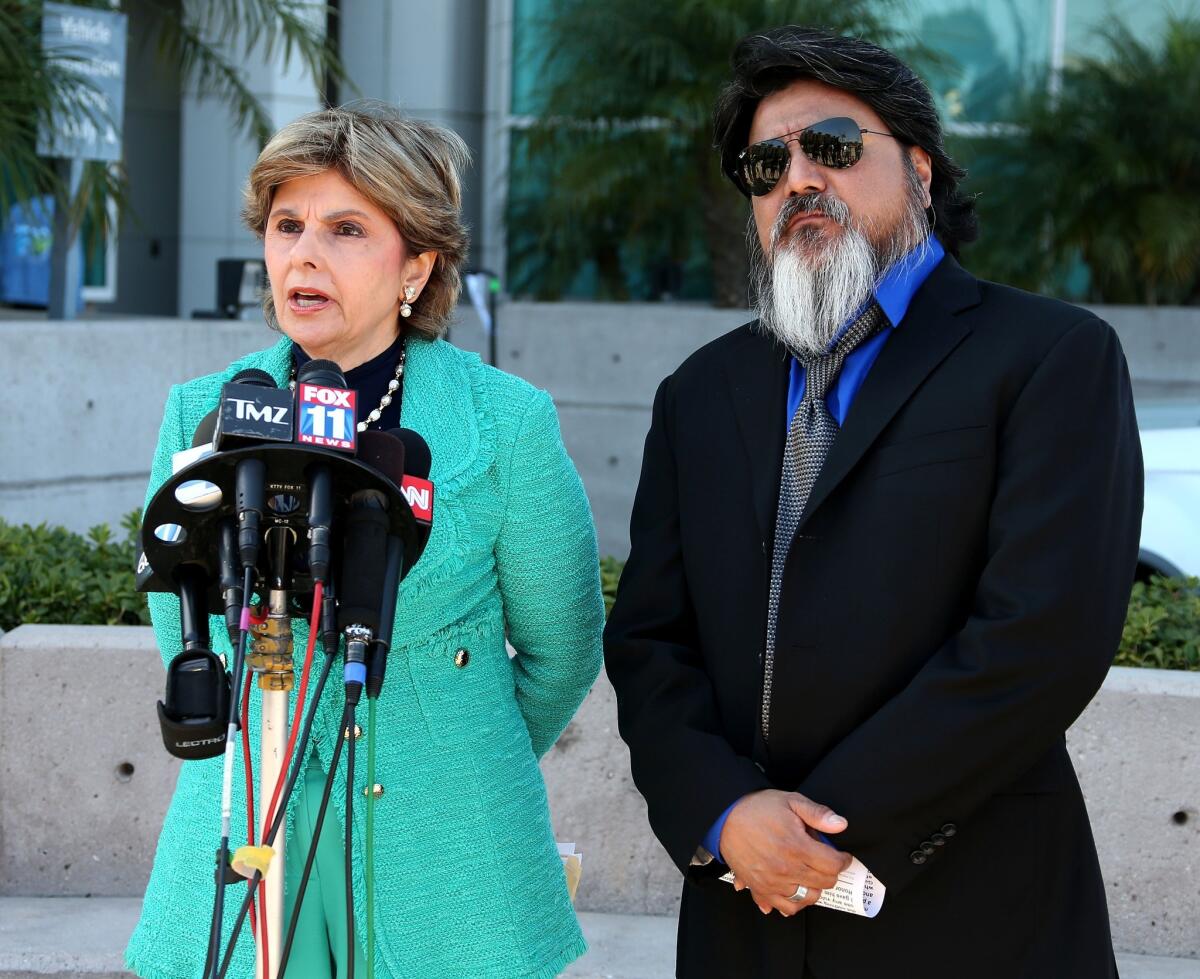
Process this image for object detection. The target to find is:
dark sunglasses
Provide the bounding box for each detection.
[731,117,897,197]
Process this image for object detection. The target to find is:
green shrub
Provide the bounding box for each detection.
[600,556,624,618]
[3,524,1197,673]
[0,511,150,631]
[1115,576,1200,671]
[599,560,1199,672]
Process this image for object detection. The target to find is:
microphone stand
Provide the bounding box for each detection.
[248,526,296,979]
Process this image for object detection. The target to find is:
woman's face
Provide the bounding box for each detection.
[264,169,432,370]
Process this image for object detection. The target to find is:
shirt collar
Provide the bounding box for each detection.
[874,234,945,328]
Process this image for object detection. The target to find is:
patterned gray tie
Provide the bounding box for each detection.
[760,301,887,742]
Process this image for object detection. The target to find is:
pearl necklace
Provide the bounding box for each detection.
[289,336,407,432]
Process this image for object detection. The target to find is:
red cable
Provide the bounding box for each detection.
[240,672,257,942]
[263,581,322,833]
[250,581,321,976]
[240,668,270,979]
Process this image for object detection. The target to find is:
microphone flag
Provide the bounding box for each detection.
[297,382,358,452]
[214,382,294,446]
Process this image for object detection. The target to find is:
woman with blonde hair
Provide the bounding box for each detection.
[126,101,604,978]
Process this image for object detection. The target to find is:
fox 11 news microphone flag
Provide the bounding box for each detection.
[136,360,431,979]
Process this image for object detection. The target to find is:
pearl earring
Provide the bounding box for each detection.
[400,285,416,319]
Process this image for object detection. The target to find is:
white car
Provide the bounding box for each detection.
[1137,407,1200,581]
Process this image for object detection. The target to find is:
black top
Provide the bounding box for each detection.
[292,330,406,431]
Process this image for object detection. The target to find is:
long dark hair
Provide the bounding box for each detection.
[714,26,978,256]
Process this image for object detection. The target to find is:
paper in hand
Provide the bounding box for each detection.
[558,841,583,903]
[720,855,885,918]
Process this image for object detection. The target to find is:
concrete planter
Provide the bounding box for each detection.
[1,625,1197,960]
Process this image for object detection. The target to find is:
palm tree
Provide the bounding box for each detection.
[506,0,909,307]
[958,14,1200,305]
[0,0,347,251]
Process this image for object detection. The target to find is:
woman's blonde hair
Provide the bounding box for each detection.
[242,101,471,340]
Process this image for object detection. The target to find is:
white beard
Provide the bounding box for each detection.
[763,223,878,357]
[752,174,930,358]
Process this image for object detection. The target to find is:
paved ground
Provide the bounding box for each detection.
[0,898,1196,978]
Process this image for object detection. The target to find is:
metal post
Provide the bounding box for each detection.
[250,583,294,979]
[47,158,83,320]
[1049,0,1068,104]
[488,275,498,368]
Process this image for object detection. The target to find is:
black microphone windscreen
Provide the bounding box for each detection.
[297,359,347,388]
[191,409,219,447]
[230,368,277,388]
[387,428,432,479]
[356,430,407,489]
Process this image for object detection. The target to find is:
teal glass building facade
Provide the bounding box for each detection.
[504,0,1176,300]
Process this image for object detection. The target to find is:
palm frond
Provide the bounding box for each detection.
[963,13,1200,303]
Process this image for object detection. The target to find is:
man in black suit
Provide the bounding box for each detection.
[604,26,1143,979]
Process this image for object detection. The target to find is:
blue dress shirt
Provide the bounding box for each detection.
[700,235,946,863]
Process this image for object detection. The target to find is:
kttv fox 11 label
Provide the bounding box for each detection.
[298,383,358,451]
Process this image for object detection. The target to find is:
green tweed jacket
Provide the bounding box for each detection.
[125,334,604,979]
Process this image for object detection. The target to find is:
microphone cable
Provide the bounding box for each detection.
[273,704,355,979]
[205,564,255,979]
[345,703,358,979]
[365,693,378,979]
[365,534,404,979]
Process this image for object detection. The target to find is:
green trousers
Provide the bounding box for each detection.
[281,752,368,979]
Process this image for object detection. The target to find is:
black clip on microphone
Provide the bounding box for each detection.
[157,565,231,760]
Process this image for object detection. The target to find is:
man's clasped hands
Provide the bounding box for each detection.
[719,790,854,917]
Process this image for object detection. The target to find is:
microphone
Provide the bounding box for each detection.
[296,359,358,453]
[337,489,390,705]
[169,368,284,494]
[365,535,404,699]
[388,428,434,563]
[298,360,350,584]
[213,370,287,571]
[192,410,219,448]
[235,455,266,571]
[168,406,217,475]
[357,428,435,697]
[354,430,409,698]
[217,518,243,643]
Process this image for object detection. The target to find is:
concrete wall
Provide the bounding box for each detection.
[0,626,1196,958]
[0,317,270,532]
[1090,304,1200,395]
[2,303,1198,554]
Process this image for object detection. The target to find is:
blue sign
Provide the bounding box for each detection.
[1,196,82,307]
[37,3,127,162]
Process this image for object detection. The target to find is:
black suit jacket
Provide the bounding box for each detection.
[604,256,1143,979]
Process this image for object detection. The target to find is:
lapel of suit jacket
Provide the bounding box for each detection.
[796,255,982,532]
[721,324,791,544]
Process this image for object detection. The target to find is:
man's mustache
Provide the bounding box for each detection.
[771,193,852,249]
